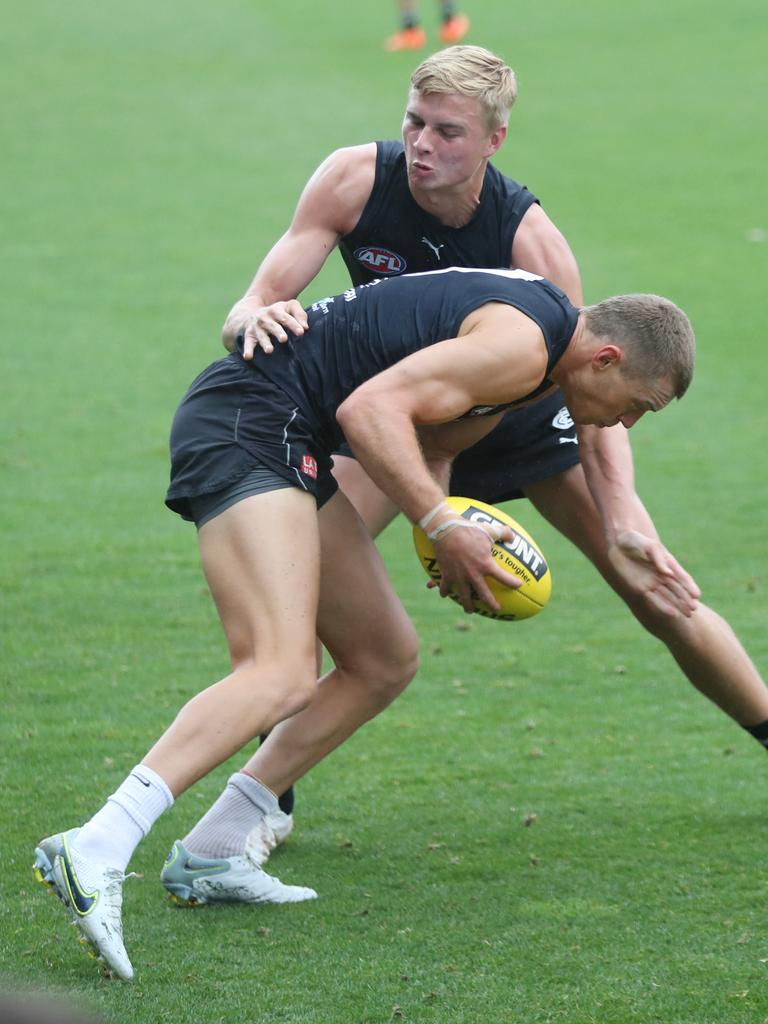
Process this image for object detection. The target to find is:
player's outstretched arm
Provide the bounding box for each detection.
[514,206,639,530]
[513,204,698,615]
[222,145,377,357]
[578,424,700,617]
[515,205,645,542]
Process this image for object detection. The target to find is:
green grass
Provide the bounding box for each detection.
[2,0,768,1021]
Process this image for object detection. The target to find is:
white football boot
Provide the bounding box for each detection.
[33,828,134,981]
[161,839,315,906]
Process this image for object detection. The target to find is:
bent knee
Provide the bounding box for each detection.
[380,640,420,696]
[346,629,420,704]
[276,678,318,719]
[230,654,319,719]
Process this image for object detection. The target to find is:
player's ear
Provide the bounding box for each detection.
[592,344,622,370]
[486,124,507,156]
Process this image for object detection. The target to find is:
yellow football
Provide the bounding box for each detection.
[412,496,552,621]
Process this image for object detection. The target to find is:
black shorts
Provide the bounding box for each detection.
[187,465,295,528]
[165,355,338,522]
[335,389,579,505]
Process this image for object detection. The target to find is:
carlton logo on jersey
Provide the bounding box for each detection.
[353,246,406,275]
[552,406,574,430]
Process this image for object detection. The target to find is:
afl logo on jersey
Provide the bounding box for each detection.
[353,246,406,276]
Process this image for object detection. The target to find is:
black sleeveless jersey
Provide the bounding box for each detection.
[246,268,579,452]
[338,141,538,284]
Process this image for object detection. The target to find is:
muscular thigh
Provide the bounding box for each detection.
[331,453,400,539]
[198,486,320,663]
[315,490,417,669]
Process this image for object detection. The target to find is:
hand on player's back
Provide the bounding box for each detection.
[240,300,310,359]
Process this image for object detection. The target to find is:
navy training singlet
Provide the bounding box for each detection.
[166,269,580,518]
[339,141,538,284]
[248,268,578,451]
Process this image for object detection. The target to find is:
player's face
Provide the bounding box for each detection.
[568,369,675,429]
[402,90,505,194]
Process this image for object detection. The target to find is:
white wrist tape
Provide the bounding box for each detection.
[418,500,449,532]
[428,518,488,543]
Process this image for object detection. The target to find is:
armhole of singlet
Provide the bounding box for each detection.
[501,181,540,267]
[345,141,392,239]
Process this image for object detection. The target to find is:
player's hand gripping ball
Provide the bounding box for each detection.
[412,496,552,621]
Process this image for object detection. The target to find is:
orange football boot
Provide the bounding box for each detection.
[384,25,427,51]
[439,13,470,43]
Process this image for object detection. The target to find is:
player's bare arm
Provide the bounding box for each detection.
[337,304,546,611]
[417,415,505,492]
[512,203,583,306]
[575,410,700,615]
[338,302,548,518]
[222,144,377,357]
[513,205,644,526]
[513,203,698,615]
[578,425,700,616]
[514,205,639,528]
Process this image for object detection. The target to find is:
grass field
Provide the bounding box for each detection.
[2,0,768,1021]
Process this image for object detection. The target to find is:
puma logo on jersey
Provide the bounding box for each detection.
[421,237,445,260]
[353,246,406,275]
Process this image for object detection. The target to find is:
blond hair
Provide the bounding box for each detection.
[583,294,696,399]
[410,45,518,130]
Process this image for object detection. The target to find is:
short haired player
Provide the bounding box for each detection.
[35,268,696,980]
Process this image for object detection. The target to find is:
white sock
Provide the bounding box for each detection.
[73,764,174,871]
[182,772,277,858]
